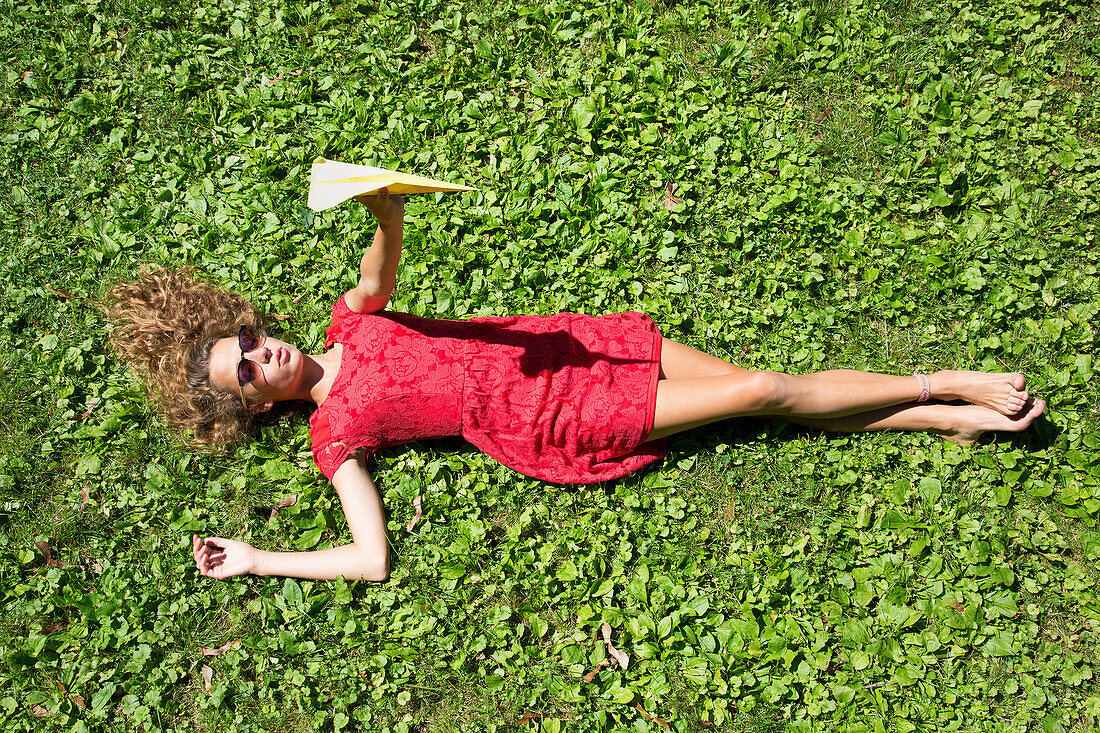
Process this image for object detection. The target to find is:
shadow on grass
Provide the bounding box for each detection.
[664,402,1059,461]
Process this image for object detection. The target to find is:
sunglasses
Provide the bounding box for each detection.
[236,325,265,408]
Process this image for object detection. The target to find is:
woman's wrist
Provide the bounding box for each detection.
[376,218,403,234]
[250,548,269,576]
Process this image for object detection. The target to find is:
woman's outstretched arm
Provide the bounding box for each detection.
[192,451,390,581]
[346,189,405,314]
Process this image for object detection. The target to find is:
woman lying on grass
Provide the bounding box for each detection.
[103,191,1045,583]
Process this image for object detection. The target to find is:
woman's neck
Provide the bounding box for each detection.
[303,344,344,406]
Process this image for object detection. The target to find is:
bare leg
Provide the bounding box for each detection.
[788,400,1046,445]
[646,338,1038,441]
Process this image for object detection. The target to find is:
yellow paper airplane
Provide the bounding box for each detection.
[307,157,476,211]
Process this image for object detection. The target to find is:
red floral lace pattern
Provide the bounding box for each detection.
[310,296,666,483]
[460,312,665,483]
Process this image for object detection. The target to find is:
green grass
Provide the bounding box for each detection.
[2,0,1100,730]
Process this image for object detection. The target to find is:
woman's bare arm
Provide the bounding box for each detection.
[192,451,390,581]
[346,189,405,314]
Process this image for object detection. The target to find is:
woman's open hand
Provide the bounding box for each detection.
[354,188,405,227]
[192,534,257,579]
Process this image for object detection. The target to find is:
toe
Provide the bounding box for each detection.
[1010,373,1026,391]
[1013,398,1045,427]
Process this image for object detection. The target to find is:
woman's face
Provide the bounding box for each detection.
[208,333,305,411]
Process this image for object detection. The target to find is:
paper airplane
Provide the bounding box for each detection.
[307,157,476,211]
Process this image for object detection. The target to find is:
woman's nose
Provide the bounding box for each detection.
[246,345,271,363]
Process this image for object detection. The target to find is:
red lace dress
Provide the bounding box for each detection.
[309,295,666,484]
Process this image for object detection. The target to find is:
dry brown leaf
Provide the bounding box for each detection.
[201,639,242,656]
[601,622,629,670]
[663,182,682,211]
[951,599,966,613]
[45,284,77,299]
[22,71,33,81]
[635,702,670,729]
[513,712,545,725]
[583,660,609,682]
[201,664,213,693]
[31,704,50,717]
[268,494,297,521]
[406,495,423,532]
[79,485,91,506]
[35,541,65,568]
[49,679,87,710]
[812,105,834,123]
[271,314,290,321]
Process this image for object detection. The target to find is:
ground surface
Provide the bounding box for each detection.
[2,0,1100,730]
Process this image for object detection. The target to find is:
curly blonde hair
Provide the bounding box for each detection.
[100,265,266,446]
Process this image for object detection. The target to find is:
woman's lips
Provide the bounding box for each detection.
[278,348,288,366]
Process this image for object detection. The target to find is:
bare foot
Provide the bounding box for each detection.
[929,370,1029,416]
[937,399,1046,445]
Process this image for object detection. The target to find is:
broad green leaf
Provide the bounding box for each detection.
[282,579,304,608]
[918,478,942,506]
[983,631,1014,656]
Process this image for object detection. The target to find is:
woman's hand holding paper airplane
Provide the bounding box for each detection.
[308,156,475,212]
[354,189,405,227]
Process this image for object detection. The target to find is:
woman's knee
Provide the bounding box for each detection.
[728,370,790,414]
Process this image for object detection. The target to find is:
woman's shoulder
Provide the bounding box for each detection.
[325,292,376,347]
[309,409,349,480]
[331,291,356,322]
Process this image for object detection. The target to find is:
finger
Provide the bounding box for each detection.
[201,543,225,560]
[200,551,220,573]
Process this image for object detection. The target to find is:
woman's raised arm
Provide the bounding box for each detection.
[192,451,390,581]
[345,189,405,314]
